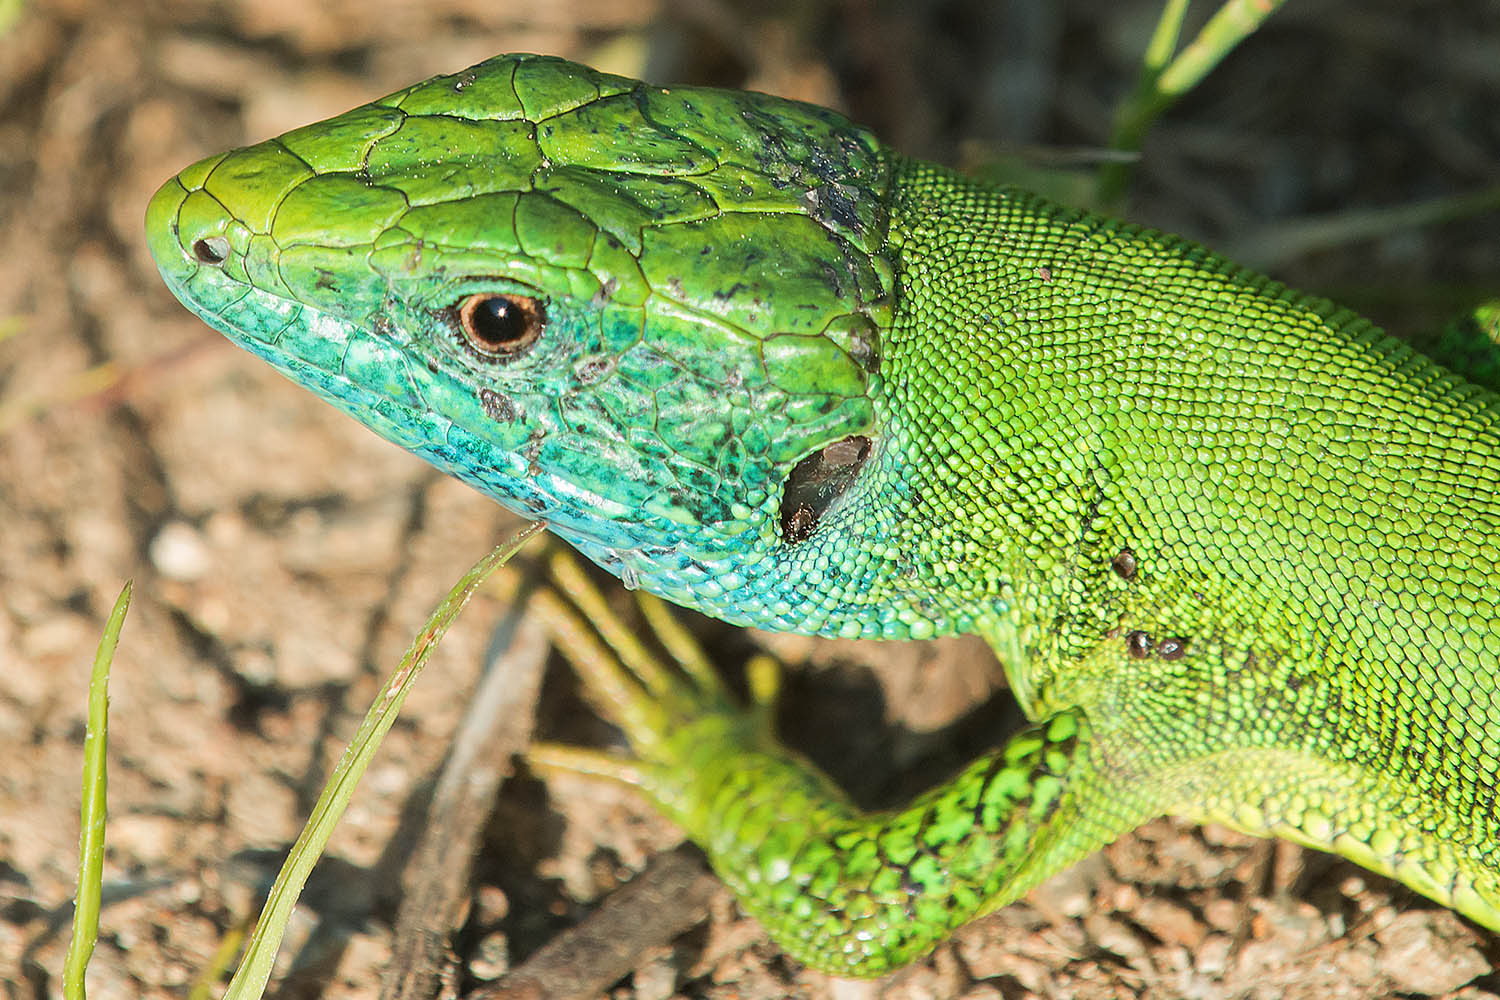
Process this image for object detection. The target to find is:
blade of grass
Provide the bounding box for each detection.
[1156,0,1290,98]
[63,581,134,1000]
[188,914,253,1000]
[1097,0,1289,209]
[221,520,546,1000]
[1224,184,1500,268]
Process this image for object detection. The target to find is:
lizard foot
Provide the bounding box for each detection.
[517,545,1137,976]
[526,546,781,790]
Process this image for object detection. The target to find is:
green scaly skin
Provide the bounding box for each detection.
[144,54,1500,976]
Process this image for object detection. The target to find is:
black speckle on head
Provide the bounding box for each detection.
[1111,547,1138,581]
[1157,637,1185,660]
[810,184,861,235]
[574,356,612,385]
[590,277,619,308]
[817,261,848,299]
[478,388,519,423]
[847,325,880,374]
[1125,630,1152,659]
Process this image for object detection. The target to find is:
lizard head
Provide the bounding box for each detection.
[146,54,926,636]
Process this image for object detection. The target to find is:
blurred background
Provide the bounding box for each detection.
[1,2,1497,997]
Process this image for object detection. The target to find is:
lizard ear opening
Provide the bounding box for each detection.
[779,436,872,544]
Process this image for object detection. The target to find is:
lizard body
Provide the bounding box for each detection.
[145,54,1500,976]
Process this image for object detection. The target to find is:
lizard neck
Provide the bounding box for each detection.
[873,156,1500,723]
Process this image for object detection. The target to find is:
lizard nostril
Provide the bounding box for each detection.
[191,237,230,266]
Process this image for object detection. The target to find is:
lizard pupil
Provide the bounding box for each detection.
[457,293,545,359]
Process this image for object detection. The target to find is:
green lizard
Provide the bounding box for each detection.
[144,54,1500,976]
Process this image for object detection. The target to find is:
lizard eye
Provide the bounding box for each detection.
[455,293,545,359]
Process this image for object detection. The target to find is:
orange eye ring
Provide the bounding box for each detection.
[455,293,545,359]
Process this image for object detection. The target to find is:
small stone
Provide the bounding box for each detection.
[630,951,678,1000]
[999,954,1055,994]
[1084,912,1146,960]
[1108,883,1141,913]
[1151,943,1191,976]
[1032,857,1101,918]
[1132,896,1205,949]
[953,924,1016,980]
[1193,934,1233,976]
[829,976,881,1000]
[1374,911,1490,994]
[150,520,213,581]
[957,985,1007,1000]
[468,929,508,980]
[474,883,509,923]
[1201,898,1242,933]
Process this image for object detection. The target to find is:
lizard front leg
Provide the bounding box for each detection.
[529,550,1155,978]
